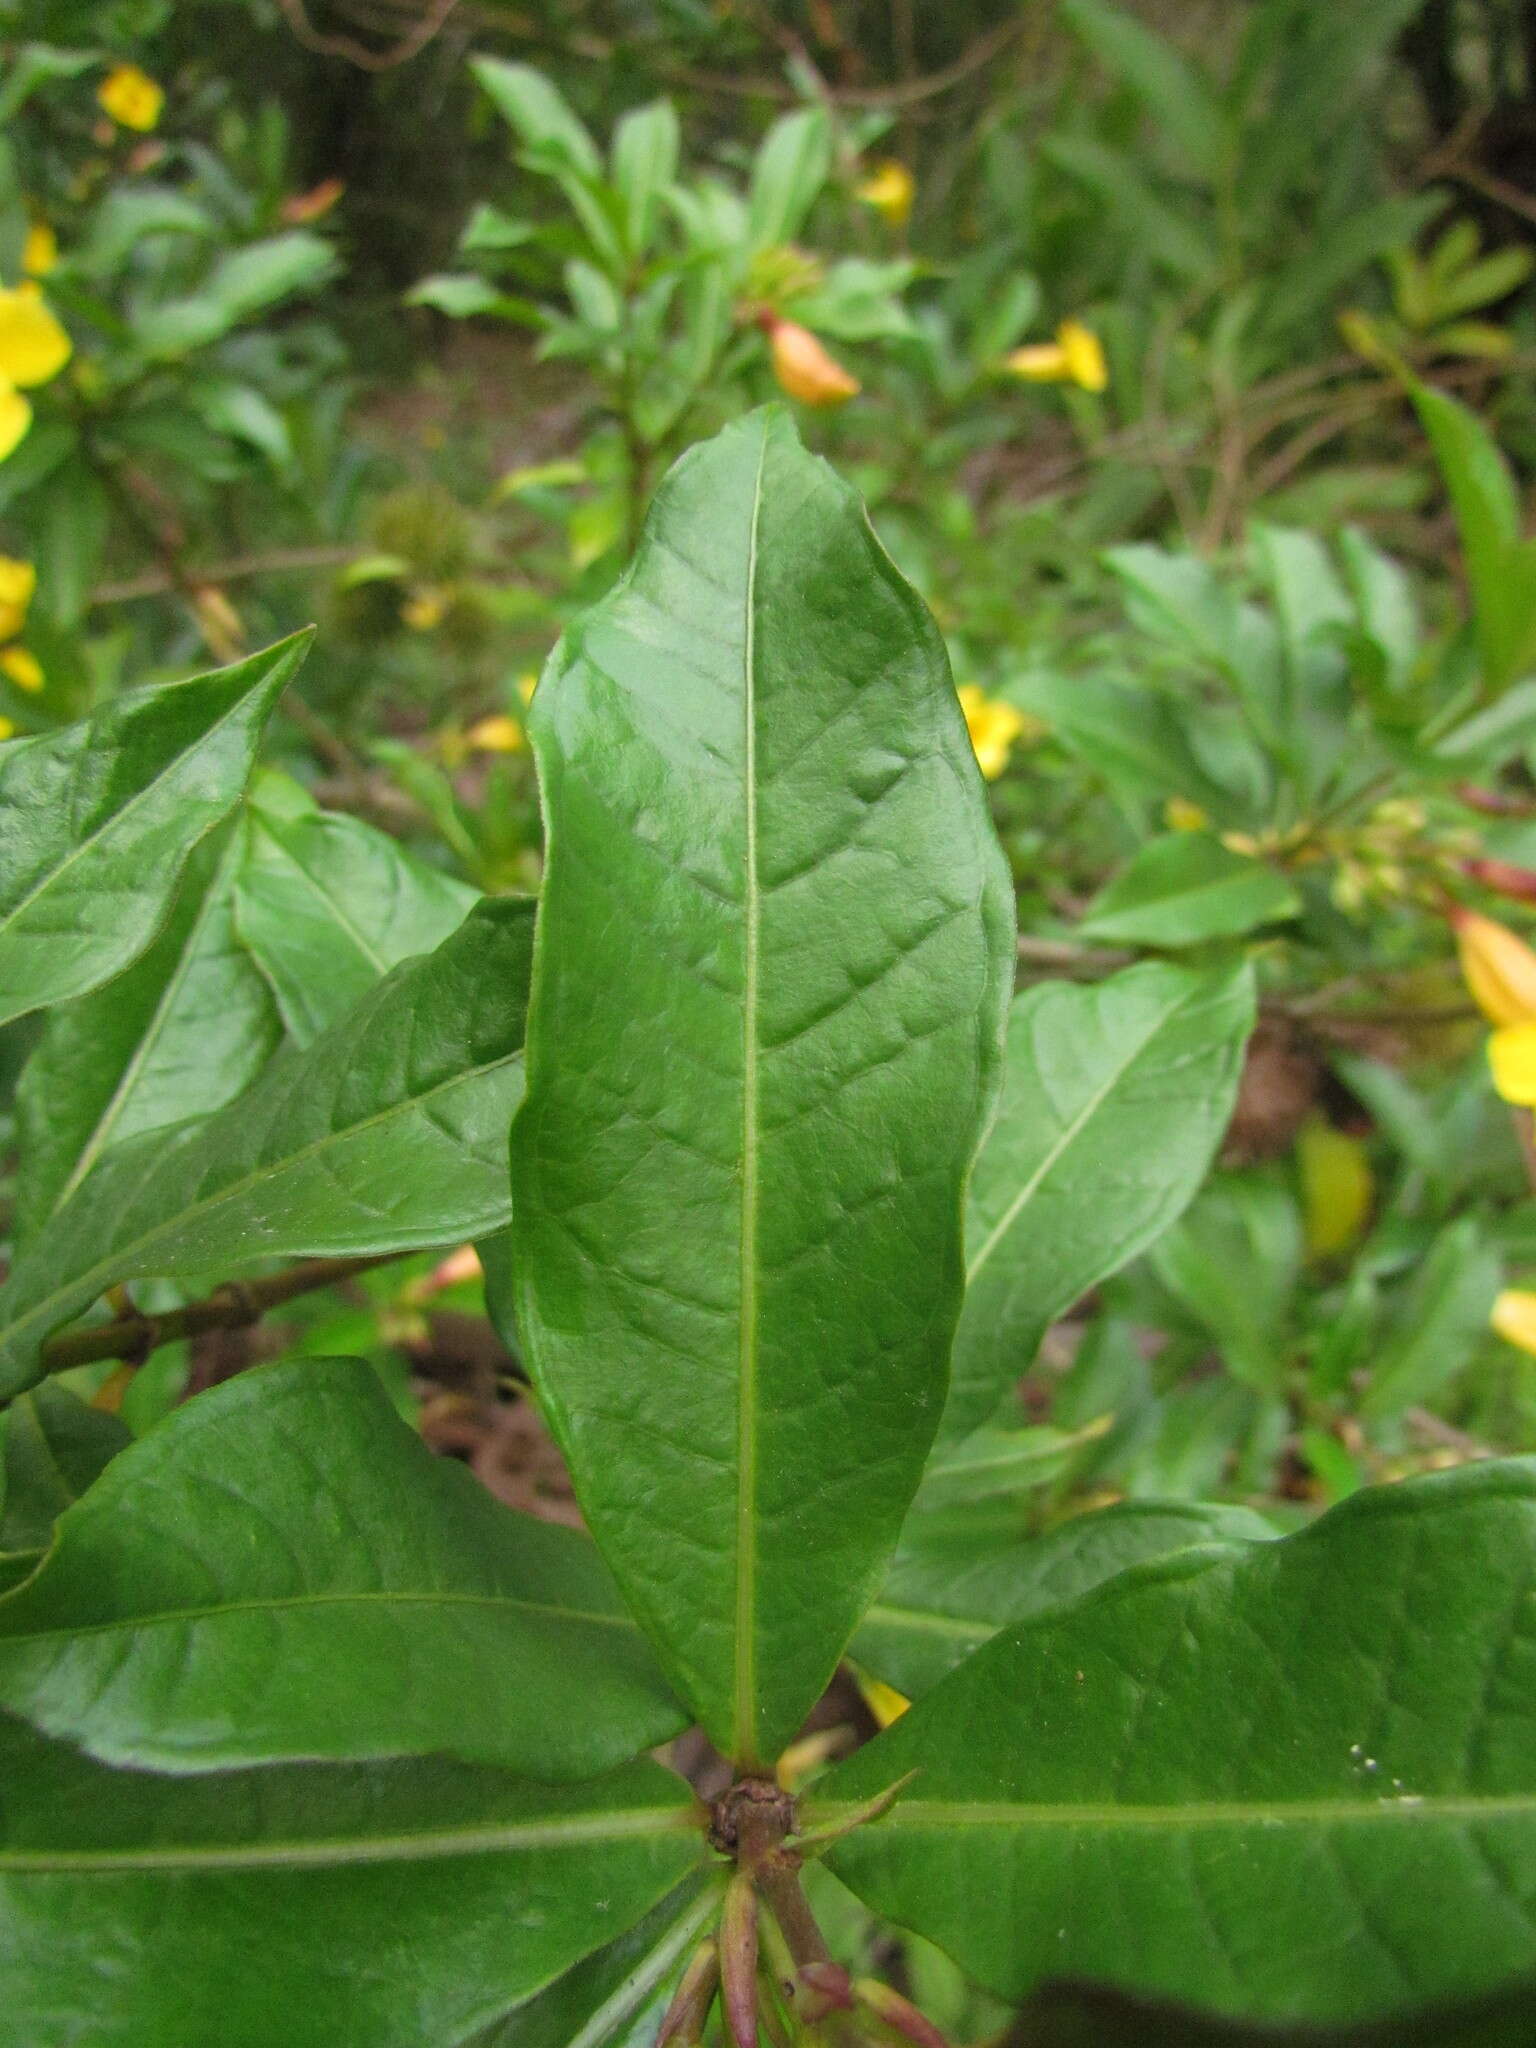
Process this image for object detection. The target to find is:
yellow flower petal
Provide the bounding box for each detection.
[0,557,36,644]
[22,221,57,278]
[1489,1022,1536,1104]
[1297,1115,1373,1259]
[958,682,1027,781]
[1454,908,1536,1027]
[97,64,164,132]
[768,319,860,406]
[0,381,31,462]
[0,285,71,390]
[0,715,14,741]
[855,1671,910,1728]
[0,646,43,693]
[1059,318,1109,392]
[856,160,914,227]
[466,713,525,754]
[1003,341,1072,382]
[1492,1289,1536,1357]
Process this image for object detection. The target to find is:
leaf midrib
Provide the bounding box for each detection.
[965,986,1201,1284]
[0,1806,700,1874]
[823,1792,1536,1831]
[0,1045,521,1366]
[0,1583,635,1648]
[731,426,769,1766]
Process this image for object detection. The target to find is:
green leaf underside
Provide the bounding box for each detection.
[0,897,534,1399]
[823,1460,1536,2023]
[1080,834,1299,947]
[0,635,308,1028]
[471,1876,723,2048]
[511,408,1014,1765]
[942,962,1255,1442]
[235,801,479,1044]
[0,1714,701,2048]
[0,1358,684,1779]
[12,819,281,1249]
[851,1499,1276,1699]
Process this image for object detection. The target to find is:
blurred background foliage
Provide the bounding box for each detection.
[9,0,1536,1550]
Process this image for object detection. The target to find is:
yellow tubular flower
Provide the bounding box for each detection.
[768,319,860,407]
[1004,320,1109,393]
[22,221,57,278]
[0,647,42,693]
[0,558,36,643]
[97,64,164,132]
[0,285,71,390]
[856,160,915,228]
[1452,908,1536,1027]
[1493,1289,1536,1357]
[1489,1023,1536,1105]
[958,683,1027,781]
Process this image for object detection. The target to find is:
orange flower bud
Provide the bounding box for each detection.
[767,319,859,407]
[1451,907,1536,1027]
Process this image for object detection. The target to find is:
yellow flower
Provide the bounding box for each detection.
[97,64,164,132]
[854,1669,910,1728]
[1452,908,1536,1028]
[1004,318,1109,393]
[1493,1289,1536,1357]
[1165,796,1210,832]
[958,683,1026,780]
[401,588,448,632]
[466,713,525,754]
[1489,1023,1536,1105]
[0,715,14,740]
[22,221,57,278]
[0,284,71,391]
[0,558,36,643]
[0,647,43,693]
[767,319,860,407]
[856,160,914,228]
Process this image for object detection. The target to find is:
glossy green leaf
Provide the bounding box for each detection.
[235,797,479,1043]
[472,57,603,179]
[0,1382,129,1557]
[852,1499,1275,1700]
[1080,834,1299,946]
[942,962,1255,1441]
[0,1356,683,1778]
[0,897,534,1398]
[0,635,308,1028]
[471,1876,722,2048]
[510,408,1014,1766]
[823,1460,1536,2023]
[0,1715,701,2048]
[12,819,281,1249]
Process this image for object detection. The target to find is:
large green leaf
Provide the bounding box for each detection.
[12,818,280,1249]
[0,1714,701,2048]
[0,1356,684,1778]
[822,1461,1536,2023]
[510,408,1014,1767]
[1079,834,1299,947]
[0,897,534,1399]
[941,962,1255,1442]
[235,796,479,1044]
[0,635,308,1028]
[852,1500,1275,1700]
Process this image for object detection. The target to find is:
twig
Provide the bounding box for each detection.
[39,1253,410,1372]
[93,546,358,606]
[274,0,463,71]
